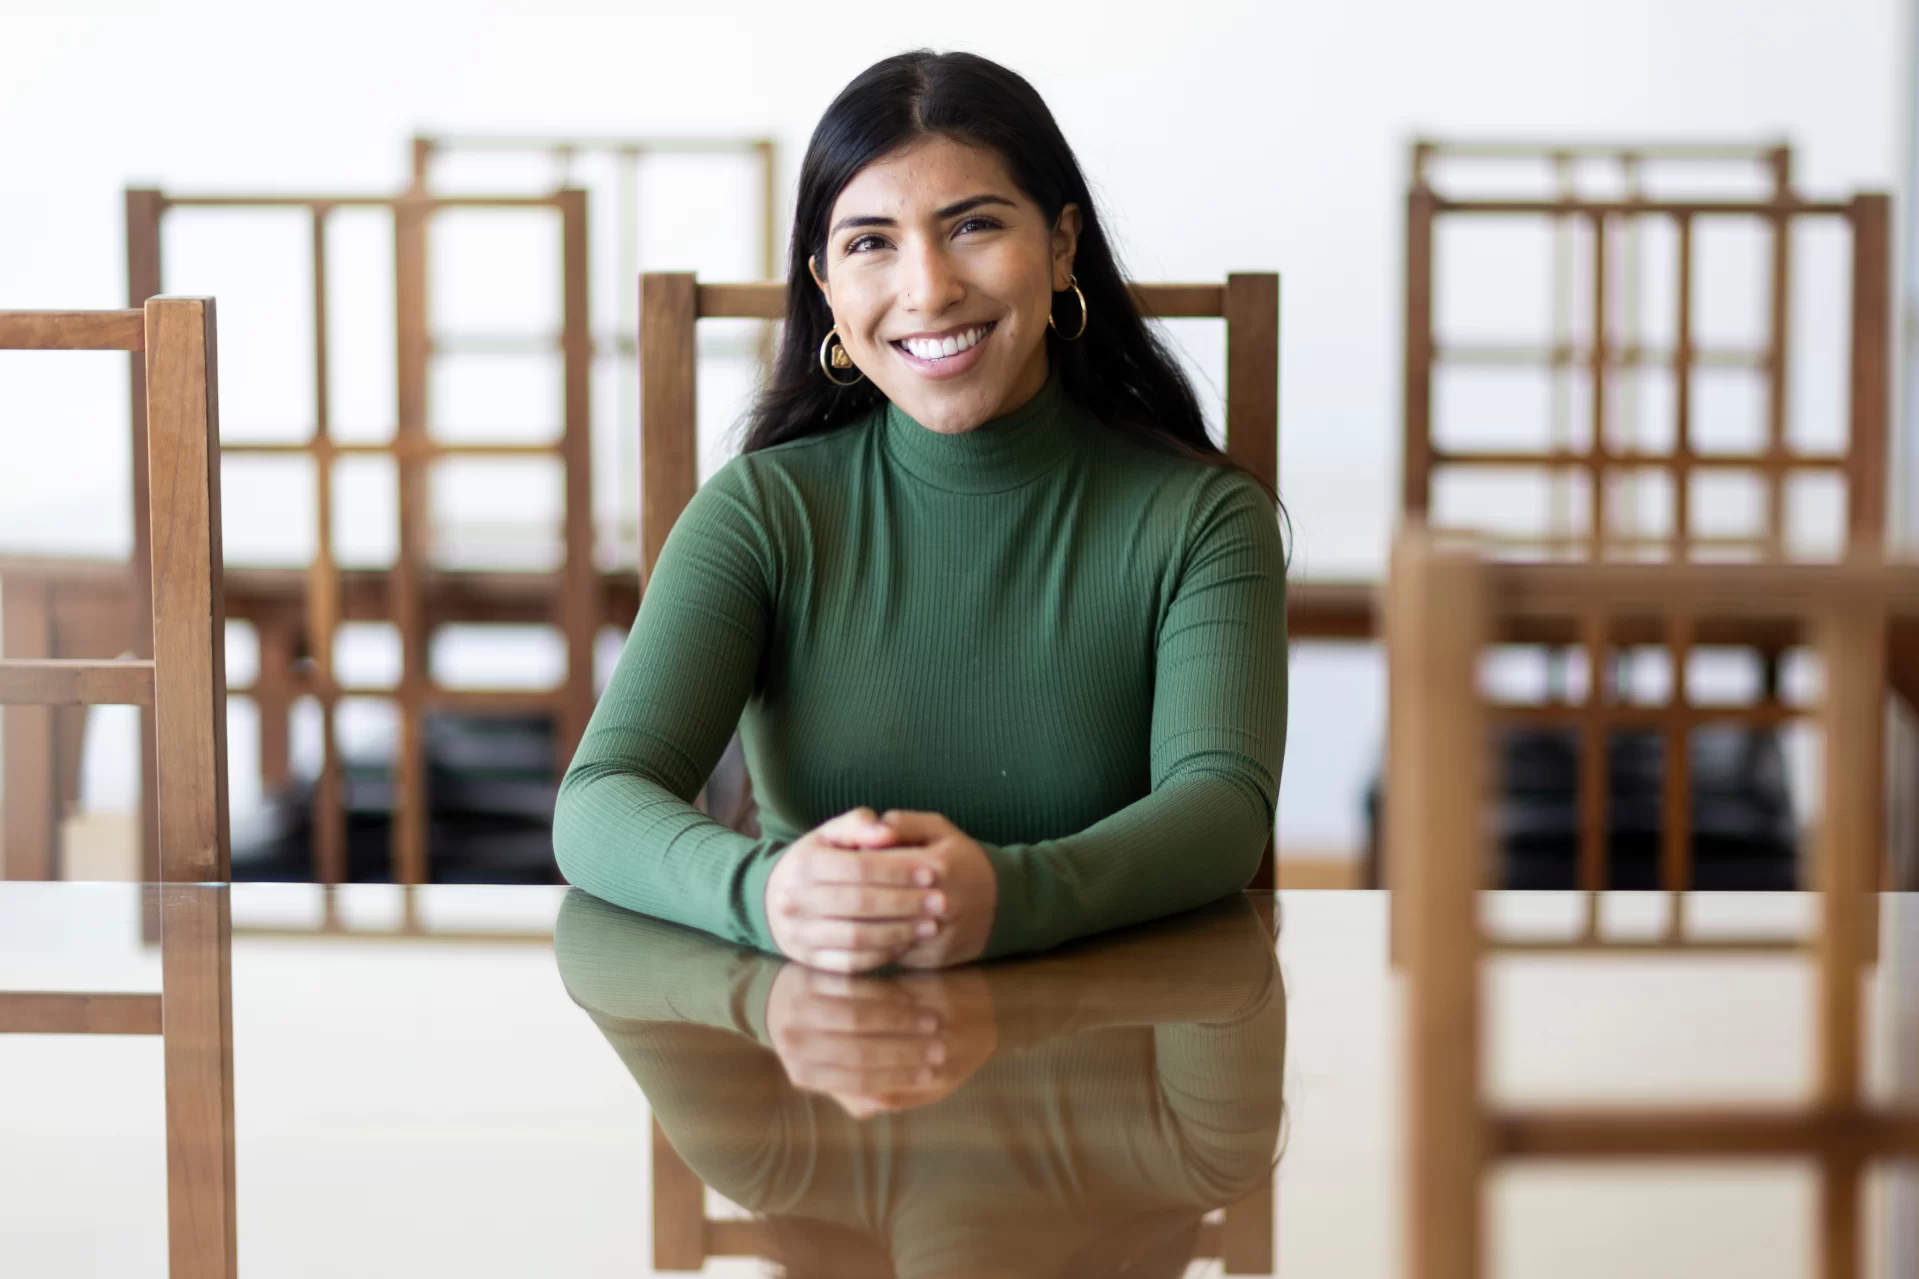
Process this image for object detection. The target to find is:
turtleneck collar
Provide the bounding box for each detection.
[881,373,1080,494]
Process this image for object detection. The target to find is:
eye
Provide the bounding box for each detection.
[845,233,890,255]
[954,215,1003,235]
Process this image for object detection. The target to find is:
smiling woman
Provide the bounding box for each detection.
[554,50,1289,973]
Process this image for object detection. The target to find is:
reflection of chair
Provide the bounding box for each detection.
[637,273,1283,885]
[0,301,237,1276]
[1390,530,1918,1279]
[650,1129,1276,1272]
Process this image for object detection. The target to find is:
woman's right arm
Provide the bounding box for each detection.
[553,463,790,950]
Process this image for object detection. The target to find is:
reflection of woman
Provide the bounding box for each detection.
[555,889,1286,1279]
[554,49,1288,972]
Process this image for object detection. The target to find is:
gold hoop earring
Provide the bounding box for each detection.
[817,326,864,386]
[1048,274,1088,341]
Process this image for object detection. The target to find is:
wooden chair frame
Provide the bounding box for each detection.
[1390,529,1919,1279]
[1386,533,1908,955]
[123,188,598,885]
[411,132,783,563]
[1393,142,1894,896]
[1410,139,1803,556]
[1404,165,1889,561]
[637,272,1282,887]
[0,303,237,1277]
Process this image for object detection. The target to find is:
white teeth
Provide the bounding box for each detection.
[901,325,987,361]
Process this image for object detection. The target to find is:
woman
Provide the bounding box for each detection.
[555,49,1287,972]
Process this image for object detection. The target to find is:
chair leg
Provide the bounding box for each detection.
[1219,1171,1275,1273]
[161,885,236,1279]
[652,1117,706,1271]
[2,575,57,880]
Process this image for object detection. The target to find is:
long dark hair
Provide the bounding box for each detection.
[743,50,1256,495]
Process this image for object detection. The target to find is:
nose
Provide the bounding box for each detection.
[899,234,965,316]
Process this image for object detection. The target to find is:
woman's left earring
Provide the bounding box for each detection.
[818,326,865,386]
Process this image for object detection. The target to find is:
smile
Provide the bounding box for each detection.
[892,322,995,361]
[889,321,996,380]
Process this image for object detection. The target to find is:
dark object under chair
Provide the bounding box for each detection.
[232,714,563,883]
[1366,725,1799,891]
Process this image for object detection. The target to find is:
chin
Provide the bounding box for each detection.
[894,387,1003,435]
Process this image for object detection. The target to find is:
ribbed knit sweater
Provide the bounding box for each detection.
[553,374,1289,959]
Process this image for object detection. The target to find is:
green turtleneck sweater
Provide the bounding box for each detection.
[554,376,1288,959]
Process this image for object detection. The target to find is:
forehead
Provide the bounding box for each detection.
[829,135,1026,223]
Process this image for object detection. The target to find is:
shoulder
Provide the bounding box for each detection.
[1087,430,1279,545]
[708,415,875,511]
[688,416,874,526]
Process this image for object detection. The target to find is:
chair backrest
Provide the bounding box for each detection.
[1403,160,1891,562]
[637,273,1282,888]
[0,299,228,882]
[126,187,597,885]
[1386,527,1896,923]
[1388,528,1907,1279]
[636,274,1281,581]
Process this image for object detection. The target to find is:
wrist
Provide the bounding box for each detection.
[750,841,794,955]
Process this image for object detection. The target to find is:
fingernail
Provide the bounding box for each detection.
[914,869,935,887]
[918,1015,938,1033]
[925,892,946,915]
[917,1068,935,1084]
[925,1042,946,1064]
[916,919,938,938]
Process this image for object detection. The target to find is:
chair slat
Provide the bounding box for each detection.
[0,310,145,351]
[0,991,163,1035]
[690,281,1234,320]
[0,658,155,705]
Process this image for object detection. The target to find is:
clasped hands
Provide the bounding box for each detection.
[764,808,997,973]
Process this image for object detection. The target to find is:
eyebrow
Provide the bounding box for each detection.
[830,193,1018,237]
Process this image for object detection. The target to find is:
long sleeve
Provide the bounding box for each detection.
[980,473,1288,959]
[552,462,787,951]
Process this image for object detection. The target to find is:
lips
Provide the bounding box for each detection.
[886,320,997,376]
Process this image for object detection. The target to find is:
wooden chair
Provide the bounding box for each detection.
[638,272,1283,887]
[1404,144,1889,563]
[1386,526,1899,957]
[1396,147,1895,893]
[0,300,236,1277]
[1389,528,1919,1279]
[121,187,598,885]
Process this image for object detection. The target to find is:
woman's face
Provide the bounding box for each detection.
[810,135,1081,435]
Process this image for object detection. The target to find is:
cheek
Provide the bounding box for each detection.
[982,251,1055,334]
[824,274,888,348]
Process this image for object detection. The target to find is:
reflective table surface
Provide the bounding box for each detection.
[3,884,1916,1277]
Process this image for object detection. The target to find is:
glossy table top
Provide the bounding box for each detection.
[3,883,1916,1277]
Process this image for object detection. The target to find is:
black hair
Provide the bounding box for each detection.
[743,49,1272,505]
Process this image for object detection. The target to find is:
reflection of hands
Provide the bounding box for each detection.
[763,963,999,1118]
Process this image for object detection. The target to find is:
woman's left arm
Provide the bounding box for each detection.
[896,472,1288,965]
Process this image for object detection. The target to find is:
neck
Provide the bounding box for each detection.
[882,372,1079,494]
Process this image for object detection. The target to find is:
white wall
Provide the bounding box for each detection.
[0,0,1905,849]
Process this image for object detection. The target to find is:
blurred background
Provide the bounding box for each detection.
[0,0,1911,882]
